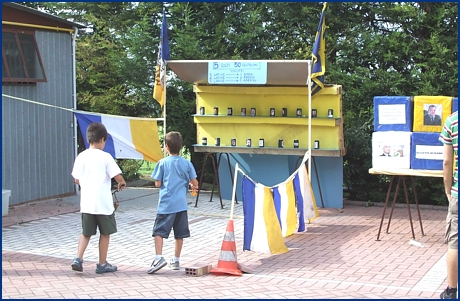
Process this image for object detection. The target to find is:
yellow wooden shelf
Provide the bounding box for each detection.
[193,145,343,157]
[193,115,341,126]
[191,83,345,157]
[195,85,341,96]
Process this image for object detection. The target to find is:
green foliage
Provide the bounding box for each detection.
[138,160,157,176]
[30,2,457,205]
[327,2,457,204]
[413,177,448,206]
[116,159,143,181]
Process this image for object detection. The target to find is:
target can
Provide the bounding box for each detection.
[314,140,320,149]
[282,108,287,117]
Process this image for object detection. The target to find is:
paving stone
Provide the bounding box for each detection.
[1,188,449,299]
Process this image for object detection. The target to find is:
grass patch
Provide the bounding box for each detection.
[138,160,156,176]
[137,147,191,178]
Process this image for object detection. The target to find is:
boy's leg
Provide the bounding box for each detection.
[148,214,174,274]
[447,249,458,288]
[441,196,458,299]
[174,238,183,258]
[78,213,98,258]
[447,196,458,289]
[77,234,91,259]
[99,234,110,264]
[169,211,190,270]
[172,211,190,249]
[95,213,118,274]
[154,235,164,256]
[152,213,174,256]
[72,213,97,272]
[96,213,117,263]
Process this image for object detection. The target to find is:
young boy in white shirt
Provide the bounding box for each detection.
[71,122,126,274]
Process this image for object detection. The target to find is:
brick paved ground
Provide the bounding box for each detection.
[2,187,450,299]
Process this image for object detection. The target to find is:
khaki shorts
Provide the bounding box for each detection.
[445,196,458,249]
[82,213,117,236]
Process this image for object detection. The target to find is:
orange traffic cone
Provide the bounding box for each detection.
[210,219,242,276]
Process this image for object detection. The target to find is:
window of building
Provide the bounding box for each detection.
[2,28,47,83]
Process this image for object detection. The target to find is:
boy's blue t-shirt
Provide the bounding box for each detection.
[151,156,197,214]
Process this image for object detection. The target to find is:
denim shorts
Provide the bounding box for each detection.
[152,210,190,239]
[81,213,117,236]
[445,196,458,250]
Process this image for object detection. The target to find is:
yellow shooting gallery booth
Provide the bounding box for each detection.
[168,60,345,208]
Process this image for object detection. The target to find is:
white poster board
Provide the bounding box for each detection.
[372,131,411,169]
[208,61,267,85]
[378,104,406,124]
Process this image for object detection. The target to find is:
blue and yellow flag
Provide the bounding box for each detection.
[242,178,289,254]
[153,9,170,107]
[311,3,327,96]
[74,111,163,162]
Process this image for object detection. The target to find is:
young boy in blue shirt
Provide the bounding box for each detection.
[148,131,198,274]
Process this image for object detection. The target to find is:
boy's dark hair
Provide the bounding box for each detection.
[165,131,183,154]
[87,122,108,144]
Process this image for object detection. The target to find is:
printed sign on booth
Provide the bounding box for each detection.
[208,61,268,85]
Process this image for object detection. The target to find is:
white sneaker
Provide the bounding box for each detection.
[147,257,167,274]
[168,258,180,270]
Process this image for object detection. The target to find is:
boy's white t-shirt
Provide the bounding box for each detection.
[72,149,122,215]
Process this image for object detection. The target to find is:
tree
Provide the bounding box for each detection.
[22,2,457,203]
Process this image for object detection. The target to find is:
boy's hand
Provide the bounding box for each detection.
[118,182,126,191]
[189,183,198,196]
[114,174,126,191]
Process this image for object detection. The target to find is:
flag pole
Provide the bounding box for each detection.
[307,60,312,180]
[72,26,79,195]
[163,63,167,157]
[161,7,168,157]
[229,163,239,220]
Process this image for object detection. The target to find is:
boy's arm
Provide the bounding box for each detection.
[442,143,454,198]
[155,180,162,188]
[190,178,199,190]
[114,174,126,191]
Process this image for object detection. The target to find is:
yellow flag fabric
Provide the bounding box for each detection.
[153,10,170,107]
[272,179,298,238]
[153,65,165,107]
[242,180,289,255]
[74,111,163,163]
[311,3,327,96]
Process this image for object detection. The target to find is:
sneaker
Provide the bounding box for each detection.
[147,257,167,274]
[95,262,117,274]
[169,258,180,270]
[71,257,83,272]
[440,288,457,299]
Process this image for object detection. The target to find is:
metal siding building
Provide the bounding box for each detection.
[2,3,84,206]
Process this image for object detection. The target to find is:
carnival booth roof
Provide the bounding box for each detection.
[167,60,312,86]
